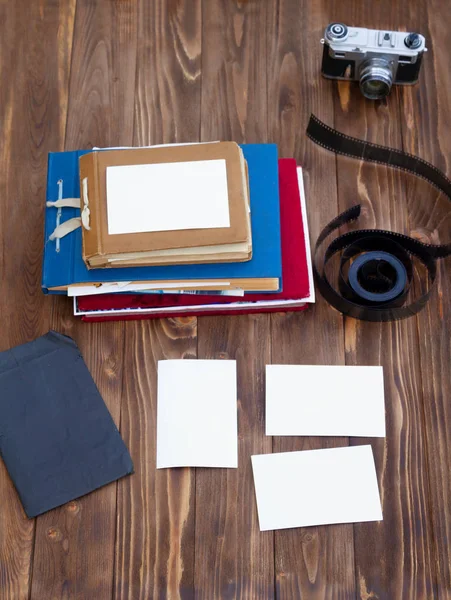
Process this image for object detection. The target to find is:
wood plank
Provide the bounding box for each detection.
[269,316,354,600]
[114,1,201,598]
[133,0,202,146]
[195,315,273,600]
[341,145,436,598]
[400,2,451,597]
[30,319,126,600]
[200,0,268,143]
[0,1,76,598]
[29,1,138,598]
[266,1,355,597]
[194,1,273,598]
[329,4,437,598]
[64,0,138,150]
[114,319,197,600]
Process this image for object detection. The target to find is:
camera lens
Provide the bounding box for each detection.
[359,58,394,100]
[326,23,348,42]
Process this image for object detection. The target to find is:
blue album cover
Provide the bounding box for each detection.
[42,145,282,292]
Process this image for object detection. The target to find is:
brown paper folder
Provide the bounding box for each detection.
[79,143,251,268]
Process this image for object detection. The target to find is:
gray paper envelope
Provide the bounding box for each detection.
[0,331,133,518]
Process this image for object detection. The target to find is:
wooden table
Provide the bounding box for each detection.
[1,1,450,598]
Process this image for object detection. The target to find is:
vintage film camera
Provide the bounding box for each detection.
[321,23,427,99]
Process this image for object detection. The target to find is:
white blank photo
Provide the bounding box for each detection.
[157,360,238,469]
[266,365,385,437]
[252,445,383,531]
[106,159,230,235]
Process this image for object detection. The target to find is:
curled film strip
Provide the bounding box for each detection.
[307,115,450,322]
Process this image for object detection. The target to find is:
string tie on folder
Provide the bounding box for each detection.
[49,217,82,241]
[47,178,91,241]
[307,114,451,322]
[81,177,91,231]
[46,198,81,209]
[47,196,82,241]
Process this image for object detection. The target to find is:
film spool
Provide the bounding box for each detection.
[345,251,408,304]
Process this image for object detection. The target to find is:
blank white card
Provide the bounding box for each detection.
[106,159,230,235]
[252,445,383,531]
[157,360,238,468]
[266,365,385,437]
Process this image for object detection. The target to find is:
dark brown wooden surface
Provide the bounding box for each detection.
[0,0,450,598]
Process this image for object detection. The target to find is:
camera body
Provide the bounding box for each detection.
[321,24,427,99]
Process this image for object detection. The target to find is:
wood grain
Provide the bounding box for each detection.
[30,319,126,600]
[114,2,201,598]
[327,3,437,598]
[0,0,75,346]
[267,0,356,598]
[64,0,138,150]
[401,2,451,597]
[0,1,76,598]
[200,0,268,143]
[1,0,451,598]
[195,315,273,600]
[133,0,202,146]
[194,1,273,598]
[114,319,197,600]
[29,1,137,598]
